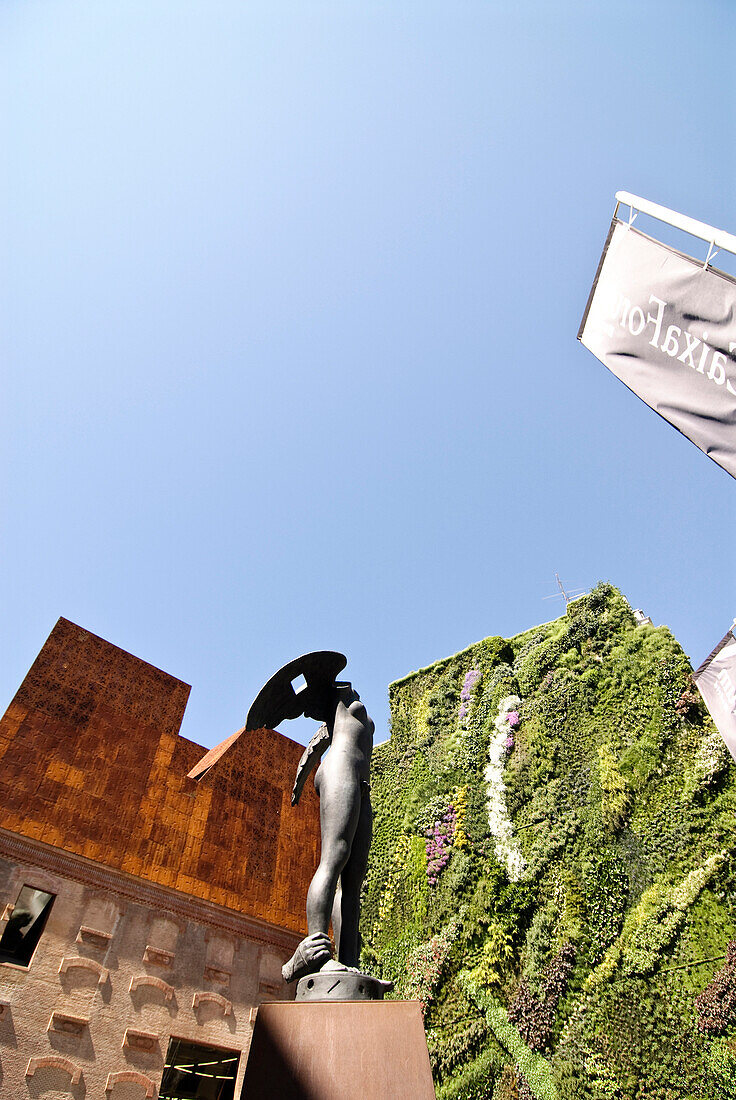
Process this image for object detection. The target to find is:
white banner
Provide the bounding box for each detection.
[579,218,736,479]
[694,631,736,763]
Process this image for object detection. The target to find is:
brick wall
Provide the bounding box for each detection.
[0,838,295,1099]
[0,618,321,936]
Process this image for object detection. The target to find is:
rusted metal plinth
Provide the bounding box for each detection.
[241,999,435,1099]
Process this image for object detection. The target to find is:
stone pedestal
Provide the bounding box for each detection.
[241,1000,435,1099]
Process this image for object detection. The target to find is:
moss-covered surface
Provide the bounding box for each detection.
[360,584,736,1099]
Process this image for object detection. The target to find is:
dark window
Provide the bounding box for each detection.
[0,885,55,966]
[159,1038,240,1100]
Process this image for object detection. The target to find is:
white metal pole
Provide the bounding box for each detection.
[615,191,736,257]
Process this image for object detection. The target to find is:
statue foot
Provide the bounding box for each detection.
[316,959,394,992]
[282,933,333,984]
[318,959,360,974]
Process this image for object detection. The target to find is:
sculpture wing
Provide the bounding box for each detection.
[292,724,331,806]
[246,651,347,732]
[188,650,346,783]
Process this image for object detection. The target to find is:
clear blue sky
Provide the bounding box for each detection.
[2,0,735,750]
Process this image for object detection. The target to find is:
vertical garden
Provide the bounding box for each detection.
[360,584,736,1099]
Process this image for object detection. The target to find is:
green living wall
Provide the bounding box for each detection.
[360,584,736,1100]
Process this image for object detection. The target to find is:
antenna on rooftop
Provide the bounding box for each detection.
[543,573,587,606]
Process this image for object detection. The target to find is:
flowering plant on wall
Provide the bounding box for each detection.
[404,921,459,1017]
[486,695,526,881]
[458,667,481,722]
[452,786,469,851]
[695,941,736,1035]
[373,834,411,937]
[424,787,470,887]
[426,805,457,886]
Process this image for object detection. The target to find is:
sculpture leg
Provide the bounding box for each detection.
[306,762,361,940]
[333,787,372,969]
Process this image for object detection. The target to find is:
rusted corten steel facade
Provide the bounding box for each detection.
[0,617,320,929]
[0,618,321,1098]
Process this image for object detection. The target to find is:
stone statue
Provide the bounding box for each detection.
[284,680,373,982]
[188,651,391,1000]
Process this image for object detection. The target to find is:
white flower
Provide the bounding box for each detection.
[485,697,526,881]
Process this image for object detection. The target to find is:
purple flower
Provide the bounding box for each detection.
[425,801,458,886]
[458,668,481,718]
[507,710,520,728]
[505,735,515,751]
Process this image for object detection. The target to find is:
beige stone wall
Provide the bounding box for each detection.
[0,836,298,1100]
